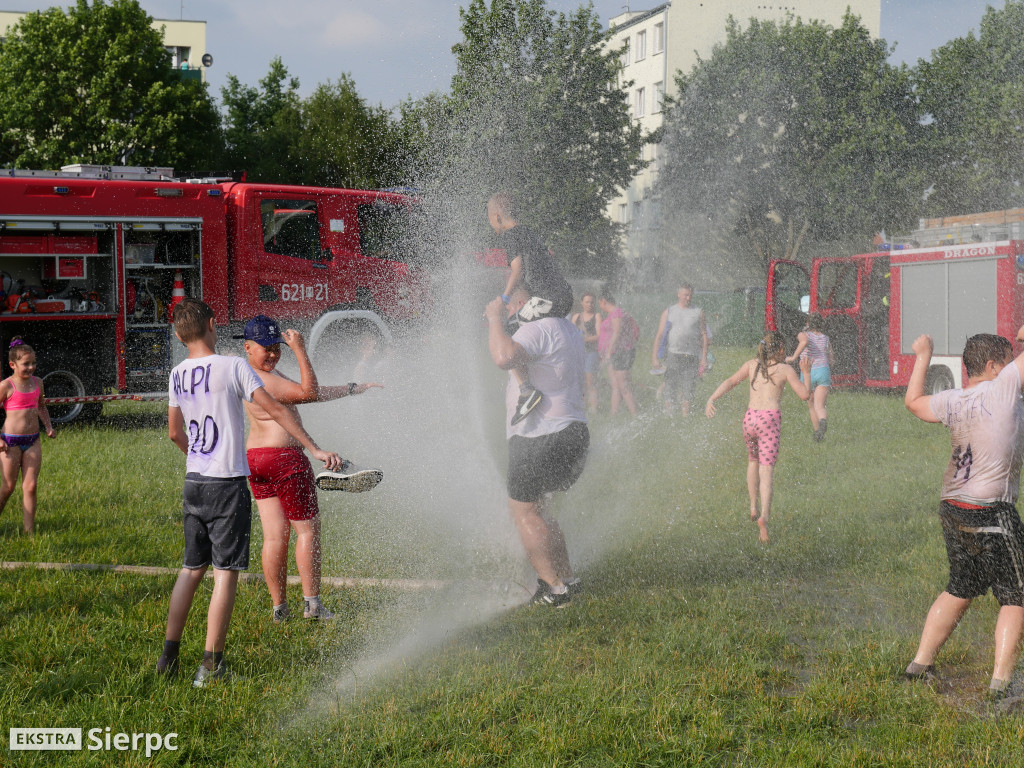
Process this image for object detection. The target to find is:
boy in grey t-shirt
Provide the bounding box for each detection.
[903,330,1024,708]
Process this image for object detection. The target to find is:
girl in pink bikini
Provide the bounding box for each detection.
[705,333,810,542]
[0,338,56,534]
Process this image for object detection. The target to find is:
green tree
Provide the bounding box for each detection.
[293,74,401,189]
[657,12,924,281]
[436,0,646,278]
[219,57,303,182]
[914,0,1024,215]
[0,0,221,170]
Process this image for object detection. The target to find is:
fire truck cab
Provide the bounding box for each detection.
[0,165,428,421]
[766,210,1024,393]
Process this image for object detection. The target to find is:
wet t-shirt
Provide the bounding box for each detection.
[930,363,1024,504]
[168,354,263,477]
[501,225,573,313]
[506,317,586,439]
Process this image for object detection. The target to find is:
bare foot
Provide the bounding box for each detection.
[757,518,770,543]
[750,508,759,521]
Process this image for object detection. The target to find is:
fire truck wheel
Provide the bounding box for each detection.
[41,369,93,424]
[925,365,955,395]
[314,319,386,380]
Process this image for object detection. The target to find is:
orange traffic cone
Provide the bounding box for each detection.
[168,270,186,321]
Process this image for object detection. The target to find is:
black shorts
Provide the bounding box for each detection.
[940,500,1024,606]
[182,474,253,571]
[610,347,636,372]
[507,421,590,503]
[664,353,700,403]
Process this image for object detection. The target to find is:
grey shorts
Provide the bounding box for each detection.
[940,500,1024,606]
[507,422,590,503]
[182,474,252,571]
[664,353,700,403]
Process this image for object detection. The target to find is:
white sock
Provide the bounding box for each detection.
[549,584,567,595]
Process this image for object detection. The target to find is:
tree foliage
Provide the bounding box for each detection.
[914,0,1024,214]
[221,60,403,188]
[293,75,401,189]
[220,57,304,182]
[440,0,647,278]
[657,12,924,280]
[0,0,221,170]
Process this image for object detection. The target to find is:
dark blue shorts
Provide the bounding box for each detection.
[182,474,252,571]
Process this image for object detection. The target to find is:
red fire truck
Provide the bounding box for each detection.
[766,209,1024,393]
[0,164,429,421]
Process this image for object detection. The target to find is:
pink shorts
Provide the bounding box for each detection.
[742,409,782,466]
[246,446,319,521]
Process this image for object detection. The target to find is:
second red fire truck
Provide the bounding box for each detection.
[766,208,1024,393]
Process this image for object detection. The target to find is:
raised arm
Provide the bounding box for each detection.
[705,361,751,418]
[1014,325,1024,382]
[268,330,382,404]
[905,334,939,423]
[485,296,529,370]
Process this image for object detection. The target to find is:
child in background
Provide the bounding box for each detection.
[786,313,834,441]
[0,338,56,534]
[705,333,810,542]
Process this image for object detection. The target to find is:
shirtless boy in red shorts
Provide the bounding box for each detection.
[240,316,382,622]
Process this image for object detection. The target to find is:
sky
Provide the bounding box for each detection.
[2,0,1002,108]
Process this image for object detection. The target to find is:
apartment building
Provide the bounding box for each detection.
[607,1,882,263]
[0,10,207,82]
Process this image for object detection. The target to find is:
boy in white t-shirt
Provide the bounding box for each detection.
[157,299,341,687]
[903,330,1024,710]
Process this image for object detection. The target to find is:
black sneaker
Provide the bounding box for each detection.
[511,388,543,426]
[528,579,571,608]
[156,655,179,677]
[315,460,383,493]
[272,604,290,624]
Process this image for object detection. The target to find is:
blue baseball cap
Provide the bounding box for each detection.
[235,315,284,346]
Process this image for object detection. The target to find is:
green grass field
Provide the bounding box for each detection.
[3,347,1024,767]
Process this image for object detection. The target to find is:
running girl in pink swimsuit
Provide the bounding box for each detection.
[705,333,810,542]
[0,338,56,534]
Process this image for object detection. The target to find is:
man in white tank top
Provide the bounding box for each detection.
[651,283,708,416]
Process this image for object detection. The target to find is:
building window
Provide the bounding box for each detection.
[653,81,664,113]
[166,45,192,69]
[621,38,630,66]
[635,87,646,117]
[653,22,664,54]
[635,30,646,61]
[632,201,642,229]
[619,203,628,224]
